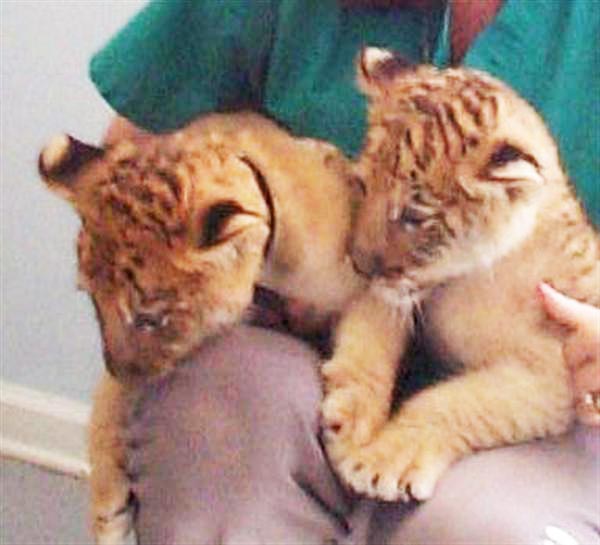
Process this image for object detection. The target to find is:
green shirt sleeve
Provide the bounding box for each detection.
[90,0,429,157]
[90,0,276,132]
[460,0,599,225]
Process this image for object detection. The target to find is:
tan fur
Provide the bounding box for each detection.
[321,48,600,502]
[40,112,364,544]
[40,57,598,537]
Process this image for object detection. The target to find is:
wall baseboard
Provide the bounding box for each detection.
[0,381,91,478]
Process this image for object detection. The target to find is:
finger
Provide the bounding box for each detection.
[537,283,598,328]
[103,116,151,146]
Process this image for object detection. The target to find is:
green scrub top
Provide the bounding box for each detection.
[90,0,598,224]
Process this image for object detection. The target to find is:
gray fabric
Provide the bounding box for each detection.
[127,326,352,545]
[369,427,600,545]
[126,326,599,545]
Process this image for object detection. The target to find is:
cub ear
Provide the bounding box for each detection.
[356,46,413,96]
[484,144,544,186]
[38,134,103,199]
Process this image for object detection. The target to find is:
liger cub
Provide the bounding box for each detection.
[320,48,600,503]
[39,112,364,545]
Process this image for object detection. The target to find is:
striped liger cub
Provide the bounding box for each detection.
[321,48,600,502]
[39,112,364,545]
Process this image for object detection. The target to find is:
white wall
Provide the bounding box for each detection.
[1,1,147,402]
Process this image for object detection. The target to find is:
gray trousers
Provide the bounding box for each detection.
[126,326,599,545]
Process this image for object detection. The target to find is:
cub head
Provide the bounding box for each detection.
[39,131,272,380]
[351,47,564,285]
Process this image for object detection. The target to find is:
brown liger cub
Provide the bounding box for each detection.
[321,48,600,503]
[39,113,364,545]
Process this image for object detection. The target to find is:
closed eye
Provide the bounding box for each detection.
[200,201,245,247]
[133,312,168,332]
[400,206,430,226]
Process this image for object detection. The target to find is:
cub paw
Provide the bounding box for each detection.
[321,358,389,446]
[93,507,133,545]
[91,471,133,545]
[327,425,456,503]
[321,384,387,446]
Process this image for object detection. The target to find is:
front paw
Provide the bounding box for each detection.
[327,424,457,502]
[321,360,389,446]
[321,385,388,446]
[91,469,133,545]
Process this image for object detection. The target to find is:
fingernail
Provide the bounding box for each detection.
[537,282,556,299]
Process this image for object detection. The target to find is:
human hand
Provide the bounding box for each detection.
[103,116,150,146]
[538,283,600,426]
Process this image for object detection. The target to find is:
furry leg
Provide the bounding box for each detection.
[89,373,135,545]
[332,358,574,502]
[322,292,413,447]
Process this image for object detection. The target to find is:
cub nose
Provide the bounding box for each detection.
[351,247,384,277]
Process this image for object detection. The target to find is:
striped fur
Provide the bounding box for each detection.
[321,48,599,503]
[41,125,274,544]
[40,113,363,544]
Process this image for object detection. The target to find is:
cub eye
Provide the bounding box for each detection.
[201,200,244,247]
[133,312,166,332]
[400,207,428,226]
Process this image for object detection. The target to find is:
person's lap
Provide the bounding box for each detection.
[126,326,599,545]
[367,426,599,545]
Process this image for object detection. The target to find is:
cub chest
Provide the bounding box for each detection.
[420,266,544,371]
